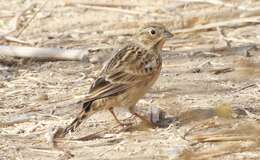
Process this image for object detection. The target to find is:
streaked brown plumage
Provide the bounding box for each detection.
[62,23,173,136]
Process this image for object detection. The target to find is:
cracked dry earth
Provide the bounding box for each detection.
[1,0,260,160]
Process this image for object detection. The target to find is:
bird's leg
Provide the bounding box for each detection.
[108,107,123,125]
[108,108,132,126]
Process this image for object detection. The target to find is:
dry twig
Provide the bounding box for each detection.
[233,84,257,93]
[69,3,171,18]
[0,34,32,45]
[173,16,260,34]
[0,115,34,128]
[15,0,49,37]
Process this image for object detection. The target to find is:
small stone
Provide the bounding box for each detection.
[35,94,48,101]
[89,55,101,64]
[0,83,5,88]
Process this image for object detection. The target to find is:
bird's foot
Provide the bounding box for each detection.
[118,120,134,127]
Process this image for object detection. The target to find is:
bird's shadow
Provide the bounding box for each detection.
[155,106,260,128]
[155,108,216,128]
[114,108,216,131]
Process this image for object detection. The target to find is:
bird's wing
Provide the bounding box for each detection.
[86,44,160,100]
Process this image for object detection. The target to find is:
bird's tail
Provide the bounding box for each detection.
[62,101,93,136]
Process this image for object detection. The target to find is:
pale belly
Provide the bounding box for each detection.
[117,70,161,108]
[91,69,161,111]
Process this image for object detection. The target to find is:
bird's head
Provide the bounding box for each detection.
[135,23,173,50]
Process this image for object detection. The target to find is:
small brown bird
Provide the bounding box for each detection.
[63,23,173,136]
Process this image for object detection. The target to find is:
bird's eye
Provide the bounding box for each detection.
[150,29,156,35]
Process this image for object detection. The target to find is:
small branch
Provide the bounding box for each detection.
[243,109,260,120]
[70,3,171,18]
[216,27,231,48]
[210,68,234,75]
[16,0,49,37]
[176,0,254,11]
[233,84,257,93]
[177,0,225,5]
[0,115,33,128]
[169,43,258,58]
[173,16,260,34]
[0,45,88,61]
[192,135,255,143]
[73,2,147,8]
[192,145,257,160]
[0,34,32,45]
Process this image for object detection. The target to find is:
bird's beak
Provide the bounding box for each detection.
[163,30,173,39]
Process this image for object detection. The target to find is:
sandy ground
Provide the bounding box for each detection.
[0,0,260,160]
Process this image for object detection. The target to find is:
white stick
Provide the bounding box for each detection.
[0,45,88,61]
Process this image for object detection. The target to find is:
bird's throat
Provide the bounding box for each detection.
[156,39,166,50]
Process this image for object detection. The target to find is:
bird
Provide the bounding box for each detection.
[62,23,173,136]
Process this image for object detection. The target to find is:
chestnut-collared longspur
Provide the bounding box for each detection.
[63,23,173,136]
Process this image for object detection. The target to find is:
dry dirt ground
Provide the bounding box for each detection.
[0,0,260,160]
